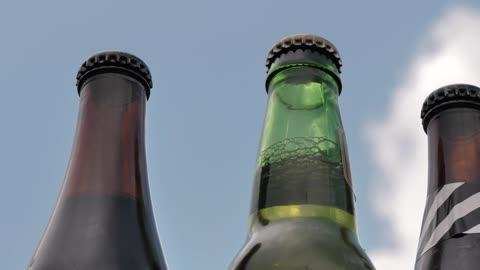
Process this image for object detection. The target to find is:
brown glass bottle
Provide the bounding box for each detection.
[415,84,480,270]
[27,52,168,270]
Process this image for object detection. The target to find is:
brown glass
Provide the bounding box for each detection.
[416,107,480,270]
[28,74,167,270]
[427,108,480,190]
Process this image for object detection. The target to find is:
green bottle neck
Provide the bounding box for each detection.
[250,61,356,234]
[259,64,343,167]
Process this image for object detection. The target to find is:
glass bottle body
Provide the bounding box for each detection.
[416,108,480,270]
[28,74,167,270]
[230,63,374,270]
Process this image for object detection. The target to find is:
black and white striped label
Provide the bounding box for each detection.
[417,182,480,258]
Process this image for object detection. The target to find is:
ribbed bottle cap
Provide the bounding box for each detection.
[76,51,153,99]
[265,34,342,73]
[421,84,480,132]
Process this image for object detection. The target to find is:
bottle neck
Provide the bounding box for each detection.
[250,63,356,233]
[61,73,149,200]
[426,108,480,193]
[259,64,343,166]
[416,108,480,260]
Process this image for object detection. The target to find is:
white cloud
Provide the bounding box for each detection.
[368,6,480,270]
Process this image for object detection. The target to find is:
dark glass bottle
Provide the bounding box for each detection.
[415,84,480,270]
[27,51,168,270]
[229,34,375,269]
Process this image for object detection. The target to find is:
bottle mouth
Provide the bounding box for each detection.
[76,51,153,99]
[265,34,342,73]
[265,52,342,95]
[421,84,480,132]
[423,101,480,133]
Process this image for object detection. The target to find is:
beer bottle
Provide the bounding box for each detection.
[229,34,375,269]
[27,51,168,270]
[416,84,480,269]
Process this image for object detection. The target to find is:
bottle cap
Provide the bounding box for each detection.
[421,84,480,132]
[266,34,342,73]
[265,34,342,94]
[76,51,153,98]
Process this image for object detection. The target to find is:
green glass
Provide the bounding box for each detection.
[229,51,375,269]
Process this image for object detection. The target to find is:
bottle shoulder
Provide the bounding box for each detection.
[28,194,167,270]
[415,234,480,270]
[231,218,375,270]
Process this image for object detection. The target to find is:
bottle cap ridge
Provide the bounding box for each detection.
[76,51,153,98]
[266,34,342,73]
[421,84,480,132]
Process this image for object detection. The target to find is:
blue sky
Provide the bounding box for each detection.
[2,1,480,269]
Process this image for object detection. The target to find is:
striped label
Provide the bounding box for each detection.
[417,182,480,258]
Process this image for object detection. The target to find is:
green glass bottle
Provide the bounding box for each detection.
[229,34,375,270]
